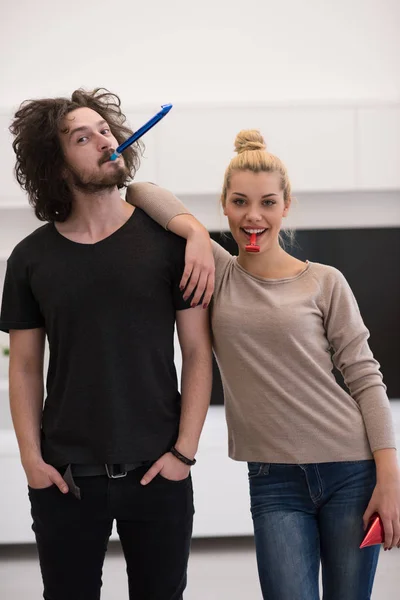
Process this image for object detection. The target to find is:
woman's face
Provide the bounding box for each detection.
[223,170,290,255]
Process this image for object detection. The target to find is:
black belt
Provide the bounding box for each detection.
[70,462,146,479]
[60,462,150,501]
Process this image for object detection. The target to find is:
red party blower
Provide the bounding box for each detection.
[360,513,384,549]
[245,232,260,253]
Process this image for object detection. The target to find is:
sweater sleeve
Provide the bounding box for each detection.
[125,182,191,230]
[212,240,232,268]
[211,240,234,293]
[321,267,396,452]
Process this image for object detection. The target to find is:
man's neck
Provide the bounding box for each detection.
[55,187,135,244]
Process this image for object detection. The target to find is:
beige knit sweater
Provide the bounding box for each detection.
[128,183,396,463]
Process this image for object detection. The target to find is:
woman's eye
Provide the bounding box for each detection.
[263,200,275,206]
[233,198,245,206]
[101,128,110,135]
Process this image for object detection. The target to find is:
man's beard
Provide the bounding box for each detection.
[68,160,129,194]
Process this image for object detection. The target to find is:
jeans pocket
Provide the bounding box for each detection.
[28,483,56,493]
[156,473,191,484]
[248,462,270,479]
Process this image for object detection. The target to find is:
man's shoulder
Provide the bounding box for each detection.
[8,223,53,263]
[134,208,186,254]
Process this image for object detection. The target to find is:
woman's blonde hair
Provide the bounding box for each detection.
[221,129,291,207]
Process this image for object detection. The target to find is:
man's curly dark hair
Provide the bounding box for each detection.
[10,88,143,222]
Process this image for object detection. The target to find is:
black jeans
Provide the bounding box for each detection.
[28,466,194,600]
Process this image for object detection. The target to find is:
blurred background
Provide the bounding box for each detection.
[0,1,399,597]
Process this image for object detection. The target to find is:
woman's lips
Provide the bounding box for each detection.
[241,228,267,240]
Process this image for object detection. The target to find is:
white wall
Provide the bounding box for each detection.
[2,105,400,230]
[1,0,399,218]
[0,0,399,108]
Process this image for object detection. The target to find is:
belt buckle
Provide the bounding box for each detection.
[105,464,127,479]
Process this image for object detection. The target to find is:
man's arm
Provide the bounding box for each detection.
[140,306,212,484]
[173,305,213,459]
[9,328,68,492]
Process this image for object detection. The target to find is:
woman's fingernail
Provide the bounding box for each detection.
[203,303,208,309]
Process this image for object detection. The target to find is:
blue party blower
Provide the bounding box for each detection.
[109,103,173,161]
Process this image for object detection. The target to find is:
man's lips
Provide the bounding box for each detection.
[99,153,119,165]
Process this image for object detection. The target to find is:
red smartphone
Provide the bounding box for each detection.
[359,513,384,549]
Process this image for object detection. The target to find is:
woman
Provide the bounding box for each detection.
[127,130,400,600]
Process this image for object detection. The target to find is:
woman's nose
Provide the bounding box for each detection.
[246,208,262,222]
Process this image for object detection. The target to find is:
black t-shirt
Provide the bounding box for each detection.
[0,208,191,465]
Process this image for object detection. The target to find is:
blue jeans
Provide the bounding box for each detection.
[248,460,379,600]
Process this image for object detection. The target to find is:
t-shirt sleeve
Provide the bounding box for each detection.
[168,236,194,311]
[0,251,45,333]
[321,267,396,452]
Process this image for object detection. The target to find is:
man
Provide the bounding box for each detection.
[0,88,214,600]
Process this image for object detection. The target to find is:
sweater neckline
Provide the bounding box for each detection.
[233,259,311,284]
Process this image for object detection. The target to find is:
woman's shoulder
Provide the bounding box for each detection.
[210,239,235,291]
[308,262,354,304]
[211,239,234,266]
[309,261,347,283]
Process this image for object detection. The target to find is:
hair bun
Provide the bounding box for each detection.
[234,129,267,154]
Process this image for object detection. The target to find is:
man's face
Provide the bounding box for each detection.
[59,107,128,192]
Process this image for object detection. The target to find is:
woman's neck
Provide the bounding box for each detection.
[237,244,305,279]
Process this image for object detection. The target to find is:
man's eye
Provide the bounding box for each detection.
[77,136,88,144]
[101,129,110,135]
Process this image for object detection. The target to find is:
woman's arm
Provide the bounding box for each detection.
[126,182,190,230]
[363,448,400,550]
[323,269,396,451]
[323,268,400,549]
[126,182,231,307]
[165,214,215,307]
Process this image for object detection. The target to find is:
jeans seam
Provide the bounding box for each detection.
[301,464,323,505]
[312,465,323,504]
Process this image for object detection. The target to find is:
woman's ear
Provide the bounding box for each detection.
[283,196,292,217]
